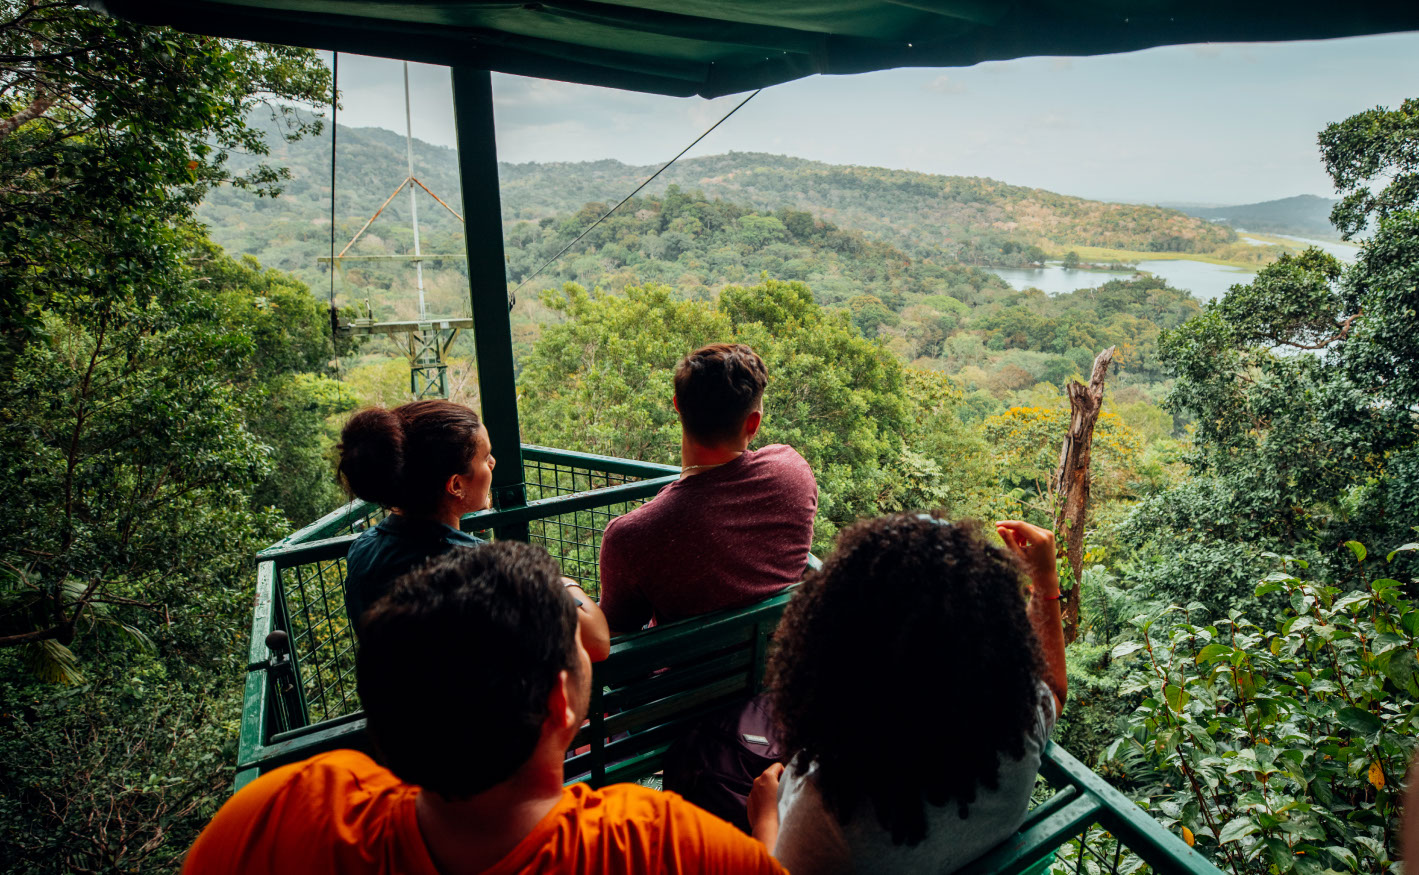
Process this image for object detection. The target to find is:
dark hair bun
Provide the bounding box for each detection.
[337,407,406,507]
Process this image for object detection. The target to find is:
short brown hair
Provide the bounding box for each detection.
[673,343,768,445]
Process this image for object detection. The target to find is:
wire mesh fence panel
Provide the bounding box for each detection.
[523,457,659,598]
[260,449,675,737]
[523,455,643,500]
[528,499,650,599]
[281,557,360,723]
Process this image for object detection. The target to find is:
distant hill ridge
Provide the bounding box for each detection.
[1174,194,1342,241]
[199,118,1237,286]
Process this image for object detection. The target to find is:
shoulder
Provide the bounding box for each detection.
[575,784,785,874]
[1035,679,1059,740]
[346,524,383,559]
[443,527,485,548]
[774,761,852,875]
[752,445,817,491]
[184,752,403,873]
[755,444,812,474]
[217,750,397,815]
[602,496,663,542]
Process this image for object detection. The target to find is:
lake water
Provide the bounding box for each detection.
[987,260,1257,302]
[987,233,1364,302]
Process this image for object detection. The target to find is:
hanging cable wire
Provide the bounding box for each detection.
[507,87,762,308]
[328,53,342,380]
[328,53,339,313]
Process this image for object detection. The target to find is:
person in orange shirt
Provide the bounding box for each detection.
[183,542,785,875]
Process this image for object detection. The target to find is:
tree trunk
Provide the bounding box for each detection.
[1053,346,1114,645]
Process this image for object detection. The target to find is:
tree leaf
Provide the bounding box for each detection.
[1387,542,1419,563]
[1255,580,1287,598]
[1368,760,1385,789]
[1196,643,1234,664]
[1165,683,1190,714]
[1111,641,1145,660]
[1325,846,1358,870]
[1218,816,1260,843]
[1335,706,1382,737]
[1344,541,1367,563]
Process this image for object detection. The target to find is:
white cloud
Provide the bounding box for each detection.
[924,74,967,94]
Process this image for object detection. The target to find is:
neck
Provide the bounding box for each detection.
[393,506,463,530]
[415,742,568,875]
[680,435,748,475]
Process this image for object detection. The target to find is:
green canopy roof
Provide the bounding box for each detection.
[98,1,1419,98]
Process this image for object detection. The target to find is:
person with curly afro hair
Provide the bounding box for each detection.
[746,514,1067,874]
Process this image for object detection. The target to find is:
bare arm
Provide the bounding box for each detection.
[749,762,784,851]
[564,579,611,662]
[996,521,1068,714]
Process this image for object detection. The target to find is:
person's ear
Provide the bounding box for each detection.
[545,669,577,735]
[743,408,762,440]
[445,472,465,501]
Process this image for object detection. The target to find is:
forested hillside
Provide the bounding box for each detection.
[199,119,1251,289]
[1175,193,1342,240]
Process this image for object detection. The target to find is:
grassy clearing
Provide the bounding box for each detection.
[1050,241,1295,270]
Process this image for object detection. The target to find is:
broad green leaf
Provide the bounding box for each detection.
[1255,580,1286,598]
[1387,542,1419,563]
[1164,683,1190,714]
[1111,641,1145,660]
[1196,643,1234,664]
[1325,846,1358,870]
[1335,706,1382,737]
[1218,816,1260,843]
[1344,541,1367,563]
[1333,591,1371,613]
[1403,611,1419,637]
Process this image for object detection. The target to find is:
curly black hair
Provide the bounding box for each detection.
[766,513,1046,846]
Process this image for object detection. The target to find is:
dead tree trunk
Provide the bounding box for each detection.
[1053,346,1114,645]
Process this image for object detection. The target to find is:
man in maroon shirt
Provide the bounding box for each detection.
[598,343,818,634]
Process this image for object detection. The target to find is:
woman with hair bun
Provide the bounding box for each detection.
[336,400,610,659]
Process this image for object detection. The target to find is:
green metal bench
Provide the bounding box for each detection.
[236,445,1220,875]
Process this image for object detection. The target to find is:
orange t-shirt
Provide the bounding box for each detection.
[183,750,785,875]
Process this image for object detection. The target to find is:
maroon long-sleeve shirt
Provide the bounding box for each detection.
[598,444,818,632]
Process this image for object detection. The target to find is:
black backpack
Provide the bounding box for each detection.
[662,692,784,834]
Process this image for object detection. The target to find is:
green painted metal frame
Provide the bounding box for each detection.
[240,531,1224,875]
[451,67,529,543]
[236,445,679,790]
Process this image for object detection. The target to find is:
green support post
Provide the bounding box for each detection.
[450,68,528,542]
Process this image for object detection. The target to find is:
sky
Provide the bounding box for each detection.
[323,31,1419,207]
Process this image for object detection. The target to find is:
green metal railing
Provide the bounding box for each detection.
[237,445,679,784]
[235,444,1221,875]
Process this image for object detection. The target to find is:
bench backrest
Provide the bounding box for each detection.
[565,588,794,786]
[236,587,795,791]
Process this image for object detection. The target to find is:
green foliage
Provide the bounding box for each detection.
[1055,639,1138,770]
[1120,97,1419,619]
[1319,98,1419,240]
[1108,543,1419,873]
[0,6,336,871]
[520,277,1002,549]
[0,1,331,355]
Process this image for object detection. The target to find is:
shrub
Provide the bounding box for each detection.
[1108,539,1419,874]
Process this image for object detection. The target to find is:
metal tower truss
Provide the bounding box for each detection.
[320,62,471,400]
